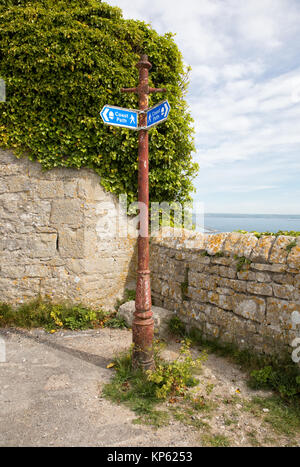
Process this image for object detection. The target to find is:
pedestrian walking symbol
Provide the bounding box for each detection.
[146,100,170,129]
[100,105,138,130]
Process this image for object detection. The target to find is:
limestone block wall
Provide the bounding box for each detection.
[150,229,300,357]
[0,150,137,309]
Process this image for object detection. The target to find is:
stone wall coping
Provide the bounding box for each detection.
[151,228,300,266]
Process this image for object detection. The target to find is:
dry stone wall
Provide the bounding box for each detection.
[2,148,300,359]
[0,150,136,309]
[150,229,300,357]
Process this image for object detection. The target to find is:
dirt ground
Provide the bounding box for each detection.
[0,327,298,447]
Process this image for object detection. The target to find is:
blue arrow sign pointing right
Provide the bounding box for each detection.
[146,100,170,129]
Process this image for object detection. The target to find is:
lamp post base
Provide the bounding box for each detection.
[132,310,155,371]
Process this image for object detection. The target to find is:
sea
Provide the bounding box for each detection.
[194,213,300,234]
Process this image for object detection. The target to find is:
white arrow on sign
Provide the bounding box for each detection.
[102,108,110,122]
[146,100,170,129]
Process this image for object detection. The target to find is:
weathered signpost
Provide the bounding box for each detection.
[100,54,170,370]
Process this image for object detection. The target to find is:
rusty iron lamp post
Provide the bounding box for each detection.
[121,55,166,370]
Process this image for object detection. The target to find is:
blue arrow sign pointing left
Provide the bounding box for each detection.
[100,105,138,130]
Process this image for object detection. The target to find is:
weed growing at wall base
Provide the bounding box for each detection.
[168,316,300,400]
[147,340,206,399]
[115,289,136,311]
[234,255,252,272]
[0,299,127,331]
[103,340,207,427]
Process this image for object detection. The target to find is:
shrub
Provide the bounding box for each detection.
[0,0,197,205]
[147,339,206,399]
[249,365,300,398]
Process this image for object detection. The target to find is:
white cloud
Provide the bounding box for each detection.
[106,0,300,214]
[192,67,300,169]
[230,0,300,48]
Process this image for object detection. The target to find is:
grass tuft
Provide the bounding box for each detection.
[243,396,300,436]
[201,433,231,447]
[0,298,127,332]
[102,340,206,428]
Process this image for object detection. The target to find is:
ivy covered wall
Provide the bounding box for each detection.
[0,0,198,205]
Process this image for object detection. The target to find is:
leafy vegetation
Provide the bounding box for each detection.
[235,230,300,239]
[215,251,225,258]
[243,396,300,437]
[103,339,206,427]
[0,298,127,331]
[168,315,186,337]
[201,251,210,257]
[103,346,168,427]
[114,288,136,311]
[249,365,300,398]
[201,433,230,447]
[0,0,197,206]
[169,404,210,430]
[180,281,189,300]
[234,255,252,272]
[147,339,206,399]
[167,316,300,442]
[286,240,297,252]
[200,250,224,258]
[168,316,300,400]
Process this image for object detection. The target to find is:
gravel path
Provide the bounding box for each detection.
[0,327,298,447]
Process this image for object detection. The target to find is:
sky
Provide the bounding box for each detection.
[107,0,300,214]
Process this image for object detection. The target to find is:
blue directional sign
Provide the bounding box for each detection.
[100,105,138,130]
[146,100,170,129]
